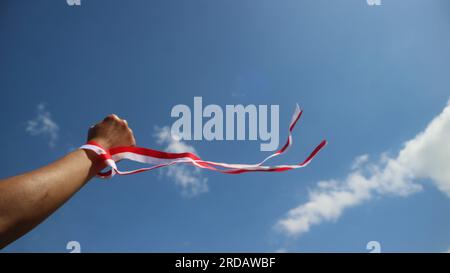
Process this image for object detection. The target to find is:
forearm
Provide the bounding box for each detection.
[0,149,104,248]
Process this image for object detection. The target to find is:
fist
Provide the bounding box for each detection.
[87,114,136,150]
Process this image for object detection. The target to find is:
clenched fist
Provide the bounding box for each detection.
[88,114,136,150]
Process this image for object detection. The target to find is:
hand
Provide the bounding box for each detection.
[87,114,136,150]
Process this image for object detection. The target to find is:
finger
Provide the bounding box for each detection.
[104,114,120,122]
[103,115,114,122]
[119,119,128,127]
[129,130,136,146]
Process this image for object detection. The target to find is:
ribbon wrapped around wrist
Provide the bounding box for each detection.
[80,104,327,179]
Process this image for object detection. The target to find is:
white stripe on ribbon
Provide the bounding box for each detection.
[80,104,327,179]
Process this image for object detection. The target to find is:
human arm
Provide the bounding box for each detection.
[0,114,135,249]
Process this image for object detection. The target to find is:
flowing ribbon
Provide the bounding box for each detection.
[80,104,327,179]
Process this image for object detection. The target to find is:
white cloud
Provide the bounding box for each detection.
[277,100,450,236]
[26,103,59,147]
[154,126,208,197]
[351,154,369,170]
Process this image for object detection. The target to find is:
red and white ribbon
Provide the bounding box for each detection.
[80,104,327,179]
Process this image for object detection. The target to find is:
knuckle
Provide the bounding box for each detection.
[104,115,115,121]
[107,114,120,120]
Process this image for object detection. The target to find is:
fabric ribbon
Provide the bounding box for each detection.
[80,104,327,179]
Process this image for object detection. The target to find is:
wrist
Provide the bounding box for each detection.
[82,148,107,169]
[79,141,116,179]
[79,141,111,172]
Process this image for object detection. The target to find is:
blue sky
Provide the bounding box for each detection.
[1,0,450,252]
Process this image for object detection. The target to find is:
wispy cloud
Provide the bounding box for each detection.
[276,100,450,236]
[154,126,208,197]
[26,103,59,147]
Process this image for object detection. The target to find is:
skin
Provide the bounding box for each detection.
[0,114,136,249]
